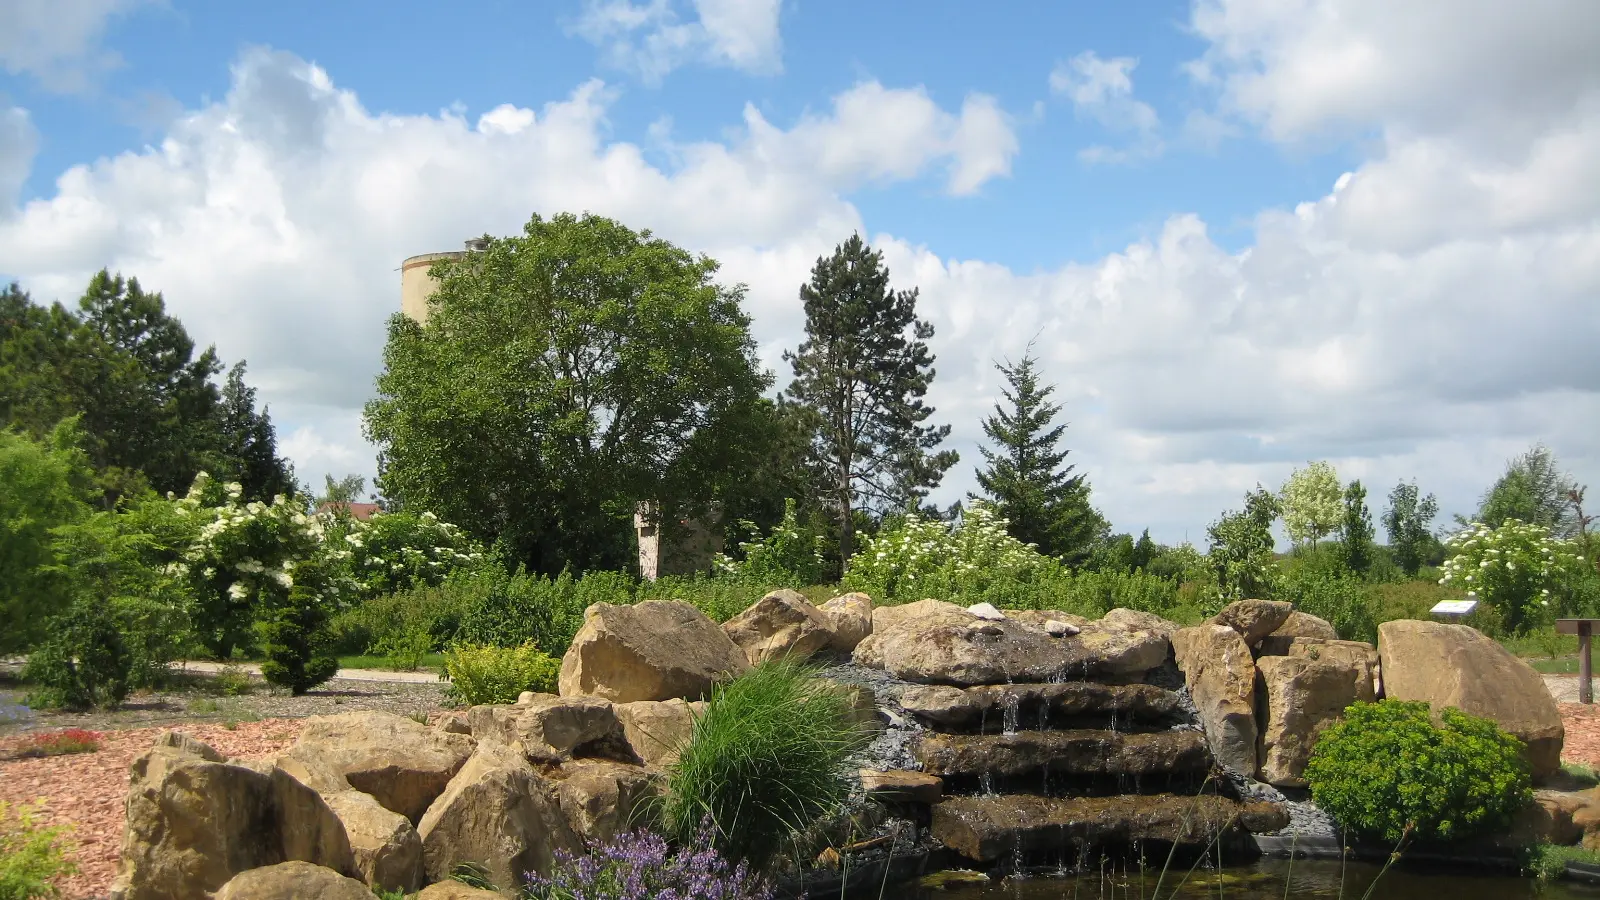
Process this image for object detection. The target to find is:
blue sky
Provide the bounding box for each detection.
[2,0,1597,545]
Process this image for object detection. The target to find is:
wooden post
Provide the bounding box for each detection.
[1583,621,1594,705]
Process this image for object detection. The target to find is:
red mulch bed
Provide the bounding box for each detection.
[0,720,304,899]
[1559,702,1600,770]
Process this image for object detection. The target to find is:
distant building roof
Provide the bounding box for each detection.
[316,501,381,521]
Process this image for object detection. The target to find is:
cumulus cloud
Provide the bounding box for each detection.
[2,0,1598,542]
[570,0,783,84]
[0,0,152,92]
[1049,51,1162,162]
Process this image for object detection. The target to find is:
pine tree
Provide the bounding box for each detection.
[784,234,957,566]
[972,350,1104,561]
[215,362,296,501]
[1340,479,1375,576]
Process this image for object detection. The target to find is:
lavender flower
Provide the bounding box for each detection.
[521,827,773,900]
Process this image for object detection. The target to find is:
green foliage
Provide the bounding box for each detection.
[364,213,771,576]
[1439,519,1588,635]
[1278,566,1378,643]
[0,800,77,900]
[1523,841,1600,882]
[971,350,1105,563]
[329,574,482,658]
[1340,479,1376,576]
[332,509,485,600]
[783,233,956,565]
[1469,443,1580,537]
[638,575,774,624]
[456,566,635,654]
[0,424,94,653]
[714,499,828,587]
[842,501,1054,605]
[658,660,870,870]
[1384,480,1440,576]
[1279,461,1343,548]
[1206,486,1280,603]
[1304,700,1532,842]
[22,596,131,710]
[442,642,561,706]
[255,576,340,695]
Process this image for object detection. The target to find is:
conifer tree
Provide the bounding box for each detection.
[784,234,956,566]
[972,350,1103,561]
[215,362,296,502]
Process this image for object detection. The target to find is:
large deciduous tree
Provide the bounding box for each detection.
[1384,480,1439,576]
[783,233,956,566]
[1207,486,1280,603]
[972,350,1104,563]
[1279,461,1343,548]
[363,212,771,575]
[1466,443,1580,537]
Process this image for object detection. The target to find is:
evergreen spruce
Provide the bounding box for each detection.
[216,362,296,501]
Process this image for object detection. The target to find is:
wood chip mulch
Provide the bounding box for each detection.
[0,720,304,900]
[1559,702,1600,770]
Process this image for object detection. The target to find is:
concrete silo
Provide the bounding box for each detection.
[400,238,489,324]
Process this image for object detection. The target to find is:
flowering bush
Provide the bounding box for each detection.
[714,499,827,587]
[843,501,1055,604]
[332,510,484,601]
[1439,519,1587,635]
[170,473,349,659]
[15,730,101,759]
[521,827,772,900]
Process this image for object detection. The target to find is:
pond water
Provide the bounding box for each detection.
[884,859,1600,899]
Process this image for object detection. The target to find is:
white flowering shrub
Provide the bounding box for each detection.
[334,509,484,600]
[1439,519,1587,635]
[843,501,1059,605]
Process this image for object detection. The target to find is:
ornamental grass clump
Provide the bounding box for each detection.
[1304,699,1531,842]
[521,827,772,900]
[658,660,870,871]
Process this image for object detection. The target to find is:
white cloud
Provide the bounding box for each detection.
[3,0,1599,544]
[0,0,152,92]
[1049,51,1162,163]
[0,106,37,211]
[570,0,783,84]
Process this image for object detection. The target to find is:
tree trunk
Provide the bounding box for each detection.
[838,467,854,571]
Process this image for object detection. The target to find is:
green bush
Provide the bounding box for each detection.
[714,498,828,588]
[1278,568,1378,643]
[329,574,483,658]
[1304,699,1532,842]
[456,567,633,654]
[639,575,776,623]
[658,660,870,871]
[255,578,340,695]
[22,597,131,711]
[442,642,560,706]
[0,799,76,900]
[0,424,95,655]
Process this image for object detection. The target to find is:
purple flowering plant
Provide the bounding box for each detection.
[521,827,773,900]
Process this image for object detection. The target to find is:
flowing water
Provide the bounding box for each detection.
[882,859,1600,899]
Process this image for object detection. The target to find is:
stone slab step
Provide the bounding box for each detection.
[912,729,1211,781]
[897,682,1180,731]
[931,793,1289,863]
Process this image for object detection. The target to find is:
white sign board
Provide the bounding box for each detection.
[1431,599,1479,616]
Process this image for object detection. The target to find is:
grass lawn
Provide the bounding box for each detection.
[335,653,447,672]
[1529,656,1582,674]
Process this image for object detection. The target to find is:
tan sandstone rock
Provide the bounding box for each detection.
[722,589,837,665]
[1258,610,1339,651]
[1378,620,1564,779]
[554,759,661,843]
[559,600,749,702]
[1210,599,1294,646]
[1173,624,1259,775]
[860,769,943,805]
[1255,655,1370,787]
[613,698,700,767]
[322,790,425,894]
[416,882,503,899]
[820,592,874,652]
[466,696,631,763]
[291,711,476,824]
[417,741,580,893]
[1100,608,1180,642]
[212,861,377,900]
[110,736,355,900]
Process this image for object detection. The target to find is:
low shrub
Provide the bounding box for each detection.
[442,642,561,706]
[456,568,633,655]
[208,664,255,697]
[0,799,77,900]
[658,660,870,870]
[22,598,131,711]
[639,575,774,624]
[1278,569,1378,643]
[1304,699,1532,842]
[254,581,339,695]
[15,730,101,759]
[522,827,772,900]
[1524,841,1600,881]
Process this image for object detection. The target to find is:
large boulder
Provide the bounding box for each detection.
[1210,600,1294,646]
[417,741,580,892]
[1100,608,1179,642]
[1378,620,1565,779]
[1172,625,1259,775]
[110,735,355,900]
[291,711,476,824]
[554,759,661,844]
[559,600,749,702]
[613,699,701,767]
[820,592,874,652]
[722,589,837,665]
[853,599,1167,685]
[1255,655,1371,787]
[322,790,424,894]
[466,696,632,763]
[416,883,503,900]
[1256,611,1339,655]
[212,862,377,900]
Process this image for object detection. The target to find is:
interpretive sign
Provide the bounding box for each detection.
[1558,618,1600,704]
[1430,599,1478,616]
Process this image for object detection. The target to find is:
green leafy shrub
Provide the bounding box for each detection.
[843,501,1054,605]
[1439,519,1588,635]
[22,597,131,711]
[0,799,77,900]
[0,424,95,656]
[1278,568,1378,643]
[331,509,484,600]
[658,660,870,870]
[714,498,828,588]
[1304,699,1532,842]
[638,575,773,623]
[456,568,633,654]
[442,642,561,706]
[328,573,483,658]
